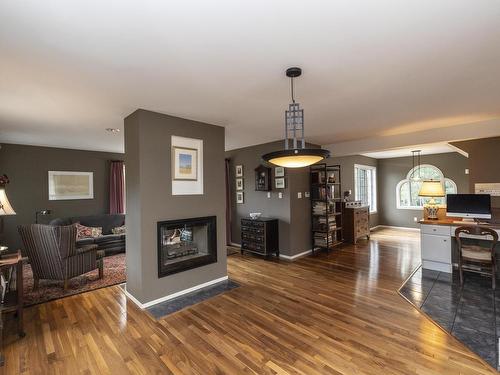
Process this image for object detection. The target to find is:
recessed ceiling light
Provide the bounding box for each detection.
[105,128,121,133]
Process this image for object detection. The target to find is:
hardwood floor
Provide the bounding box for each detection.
[2,228,498,374]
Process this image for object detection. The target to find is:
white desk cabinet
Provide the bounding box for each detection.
[421,229,452,273]
[420,222,500,273]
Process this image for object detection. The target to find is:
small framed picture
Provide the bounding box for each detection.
[236,178,244,191]
[275,177,286,189]
[236,191,244,204]
[275,167,285,177]
[172,146,198,180]
[235,165,243,177]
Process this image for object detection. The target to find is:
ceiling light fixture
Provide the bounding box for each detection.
[105,128,121,133]
[262,67,330,168]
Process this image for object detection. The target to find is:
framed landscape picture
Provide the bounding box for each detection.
[173,146,198,180]
[48,171,94,200]
[236,178,244,191]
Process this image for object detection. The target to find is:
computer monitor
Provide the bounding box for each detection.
[446,194,491,219]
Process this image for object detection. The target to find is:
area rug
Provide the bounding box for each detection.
[23,253,126,306]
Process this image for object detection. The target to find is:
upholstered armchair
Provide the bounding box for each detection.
[18,224,104,290]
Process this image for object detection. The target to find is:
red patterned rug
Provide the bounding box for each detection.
[23,253,126,306]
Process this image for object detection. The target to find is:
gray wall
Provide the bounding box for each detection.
[225,141,318,257]
[125,109,226,304]
[0,143,123,250]
[378,152,469,228]
[324,155,379,228]
[452,137,500,210]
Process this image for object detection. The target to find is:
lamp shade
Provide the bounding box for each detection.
[0,186,16,215]
[418,180,445,198]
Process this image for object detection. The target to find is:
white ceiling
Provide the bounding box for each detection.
[361,142,461,159]
[1,1,500,153]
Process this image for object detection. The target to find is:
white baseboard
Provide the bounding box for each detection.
[279,249,312,261]
[229,242,241,248]
[123,275,229,309]
[371,225,420,232]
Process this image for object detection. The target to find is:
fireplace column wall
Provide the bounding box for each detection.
[124,109,227,306]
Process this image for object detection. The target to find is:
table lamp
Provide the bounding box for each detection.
[418,180,445,220]
[0,175,16,253]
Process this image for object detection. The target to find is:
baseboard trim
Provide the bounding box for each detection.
[279,249,312,261]
[371,225,420,232]
[124,275,229,309]
[229,242,241,248]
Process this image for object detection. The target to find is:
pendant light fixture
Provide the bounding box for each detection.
[262,67,330,168]
[411,150,422,181]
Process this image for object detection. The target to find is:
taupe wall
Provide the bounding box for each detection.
[226,141,291,252]
[125,109,226,304]
[452,137,500,209]
[325,155,379,228]
[0,143,123,250]
[225,141,318,257]
[378,152,469,228]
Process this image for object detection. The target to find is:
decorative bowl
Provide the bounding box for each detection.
[249,212,262,220]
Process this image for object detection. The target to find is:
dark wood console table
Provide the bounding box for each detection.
[0,250,26,366]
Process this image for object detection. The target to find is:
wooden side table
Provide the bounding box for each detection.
[0,250,26,367]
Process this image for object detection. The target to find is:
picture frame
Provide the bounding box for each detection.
[172,146,198,181]
[275,167,285,177]
[236,178,244,191]
[48,171,94,200]
[275,177,286,189]
[235,165,243,177]
[236,191,244,204]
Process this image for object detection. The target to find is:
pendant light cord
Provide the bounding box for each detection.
[290,77,295,103]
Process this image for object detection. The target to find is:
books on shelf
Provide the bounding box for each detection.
[311,170,338,184]
[312,201,336,215]
[313,222,337,232]
[314,232,337,247]
[311,185,336,200]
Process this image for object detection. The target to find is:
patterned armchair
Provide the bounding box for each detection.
[18,224,104,290]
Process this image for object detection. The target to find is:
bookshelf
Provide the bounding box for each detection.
[310,164,343,254]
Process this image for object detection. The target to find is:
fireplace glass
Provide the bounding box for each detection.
[157,216,217,277]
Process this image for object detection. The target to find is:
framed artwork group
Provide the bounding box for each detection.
[235,165,244,203]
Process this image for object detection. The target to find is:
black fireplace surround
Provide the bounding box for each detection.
[157,216,217,277]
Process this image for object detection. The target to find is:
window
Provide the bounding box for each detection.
[396,164,457,209]
[354,164,377,213]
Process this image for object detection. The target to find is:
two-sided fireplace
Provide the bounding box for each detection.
[157,216,217,277]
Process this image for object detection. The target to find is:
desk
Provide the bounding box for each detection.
[420,219,500,273]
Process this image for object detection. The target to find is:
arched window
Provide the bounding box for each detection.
[396,164,457,209]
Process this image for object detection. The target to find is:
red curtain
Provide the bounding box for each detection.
[110,160,125,214]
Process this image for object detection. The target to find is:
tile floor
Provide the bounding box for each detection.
[146,279,239,319]
[400,267,499,369]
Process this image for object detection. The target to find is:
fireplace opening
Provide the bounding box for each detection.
[157,216,217,277]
